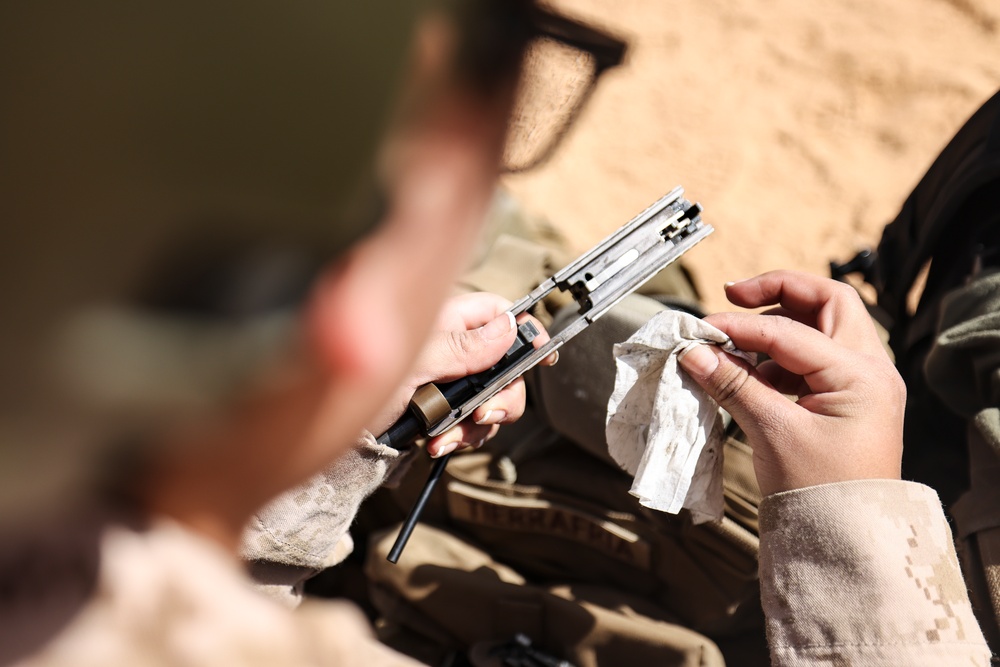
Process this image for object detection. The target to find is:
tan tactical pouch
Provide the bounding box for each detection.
[365,416,764,666]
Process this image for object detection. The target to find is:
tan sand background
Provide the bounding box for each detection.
[502,0,1000,313]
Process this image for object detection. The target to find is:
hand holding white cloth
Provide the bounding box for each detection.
[605,310,753,523]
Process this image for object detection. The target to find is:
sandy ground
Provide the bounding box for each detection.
[502,0,1000,313]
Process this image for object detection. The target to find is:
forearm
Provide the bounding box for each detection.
[759,479,990,666]
[239,432,414,606]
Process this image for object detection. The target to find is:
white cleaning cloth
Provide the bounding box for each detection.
[605,310,754,523]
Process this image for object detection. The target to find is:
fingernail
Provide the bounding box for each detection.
[482,312,516,341]
[475,409,506,425]
[678,344,719,377]
[545,350,560,366]
[471,438,486,450]
[430,441,458,458]
[724,281,737,289]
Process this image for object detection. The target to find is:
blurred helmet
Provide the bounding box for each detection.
[0,0,445,518]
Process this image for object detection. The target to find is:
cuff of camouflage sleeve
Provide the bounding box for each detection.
[240,431,403,571]
[758,479,990,667]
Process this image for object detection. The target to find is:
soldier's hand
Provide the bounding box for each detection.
[369,292,554,458]
[678,271,904,497]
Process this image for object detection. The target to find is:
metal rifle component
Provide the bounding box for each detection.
[379,186,711,562]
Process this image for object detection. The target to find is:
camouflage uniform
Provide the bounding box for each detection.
[6,475,982,666]
[239,434,409,607]
[3,467,986,666]
[760,480,990,666]
[2,515,420,667]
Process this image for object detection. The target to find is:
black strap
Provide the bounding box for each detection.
[869,88,1000,508]
[874,88,1000,343]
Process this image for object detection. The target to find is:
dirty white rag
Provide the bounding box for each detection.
[605,310,754,524]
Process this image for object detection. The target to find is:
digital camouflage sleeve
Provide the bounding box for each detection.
[759,479,991,666]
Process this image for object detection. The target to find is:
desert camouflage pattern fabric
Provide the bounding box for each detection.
[239,433,410,607]
[4,478,986,666]
[3,516,421,667]
[759,479,990,666]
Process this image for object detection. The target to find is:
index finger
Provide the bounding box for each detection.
[724,271,884,356]
[704,311,860,394]
[436,292,552,353]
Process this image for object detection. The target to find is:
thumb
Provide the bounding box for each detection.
[428,311,518,380]
[678,343,792,438]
